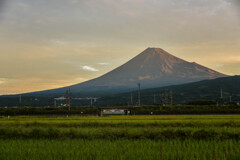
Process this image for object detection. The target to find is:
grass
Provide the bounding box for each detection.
[0,115,240,140]
[0,115,240,159]
[0,139,240,160]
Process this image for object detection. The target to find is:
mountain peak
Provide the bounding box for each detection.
[136,47,185,66]
[147,47,165,51]
[141,47,176,58]
[145,47,168,54]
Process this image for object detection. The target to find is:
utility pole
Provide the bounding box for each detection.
[66,89,72,111]
[153,94,156,104]
[54,99,57,107]
[138,82,141,106]
[19,95,22,107]
[66,90,69,108]
[218,88,224,106]
[170,89,173,106]
[160,93,164,106]
[90,98,93,107]
[131,93,133,106]
[165,89,168,106]
[130,93,133,115]
[221,88,223,99]
[68,89,72,111]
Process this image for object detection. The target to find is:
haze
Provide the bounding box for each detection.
[0,0,240,95]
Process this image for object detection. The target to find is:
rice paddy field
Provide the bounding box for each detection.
[0,115,240,160]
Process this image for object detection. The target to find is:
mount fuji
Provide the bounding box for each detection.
[26,48,227,96]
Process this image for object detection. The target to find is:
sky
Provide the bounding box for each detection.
[0,0,240,95]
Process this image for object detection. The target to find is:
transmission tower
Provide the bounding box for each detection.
[130,93,134,115]
[170,89,173,106]
[90,98,93,107]
[153,94,156,104]
[220,88,223,99]
[160,93,164,106]
[66,90,69,107]
[68,89,72,111]
[66,89,72,111]
[54,99,57,107]
[131,93,133,106]
[138,82,141,106]
[165,89,168,106]
[19,95,22,107]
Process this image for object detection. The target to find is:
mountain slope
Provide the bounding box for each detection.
[97,76,240,106]
[26,48,227,96]
[86,48,226,87]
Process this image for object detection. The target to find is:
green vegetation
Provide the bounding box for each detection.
[0,115,240,140]
[1,104,240,116]
[134,104,240,115]
[0,107,97,116]
[187,100,216,105]
[1,139,240,160]
[0,115,240,159]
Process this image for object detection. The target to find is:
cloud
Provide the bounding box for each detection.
[0,78,7,84]
[214,64,224,68]
[98,62,110,65]
[50,39,69,46]
[0,0,7,19]
[216,62,240,75]
[228,0,240,5]
[0,0,239,94]
[82,66,99,72]
[0,0,6,9]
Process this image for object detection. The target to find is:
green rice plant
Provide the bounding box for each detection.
[0,115,240,140]
[0,115,240,159]
[1,139,239,160]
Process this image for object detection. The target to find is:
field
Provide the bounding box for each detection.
[0,115,240,159]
